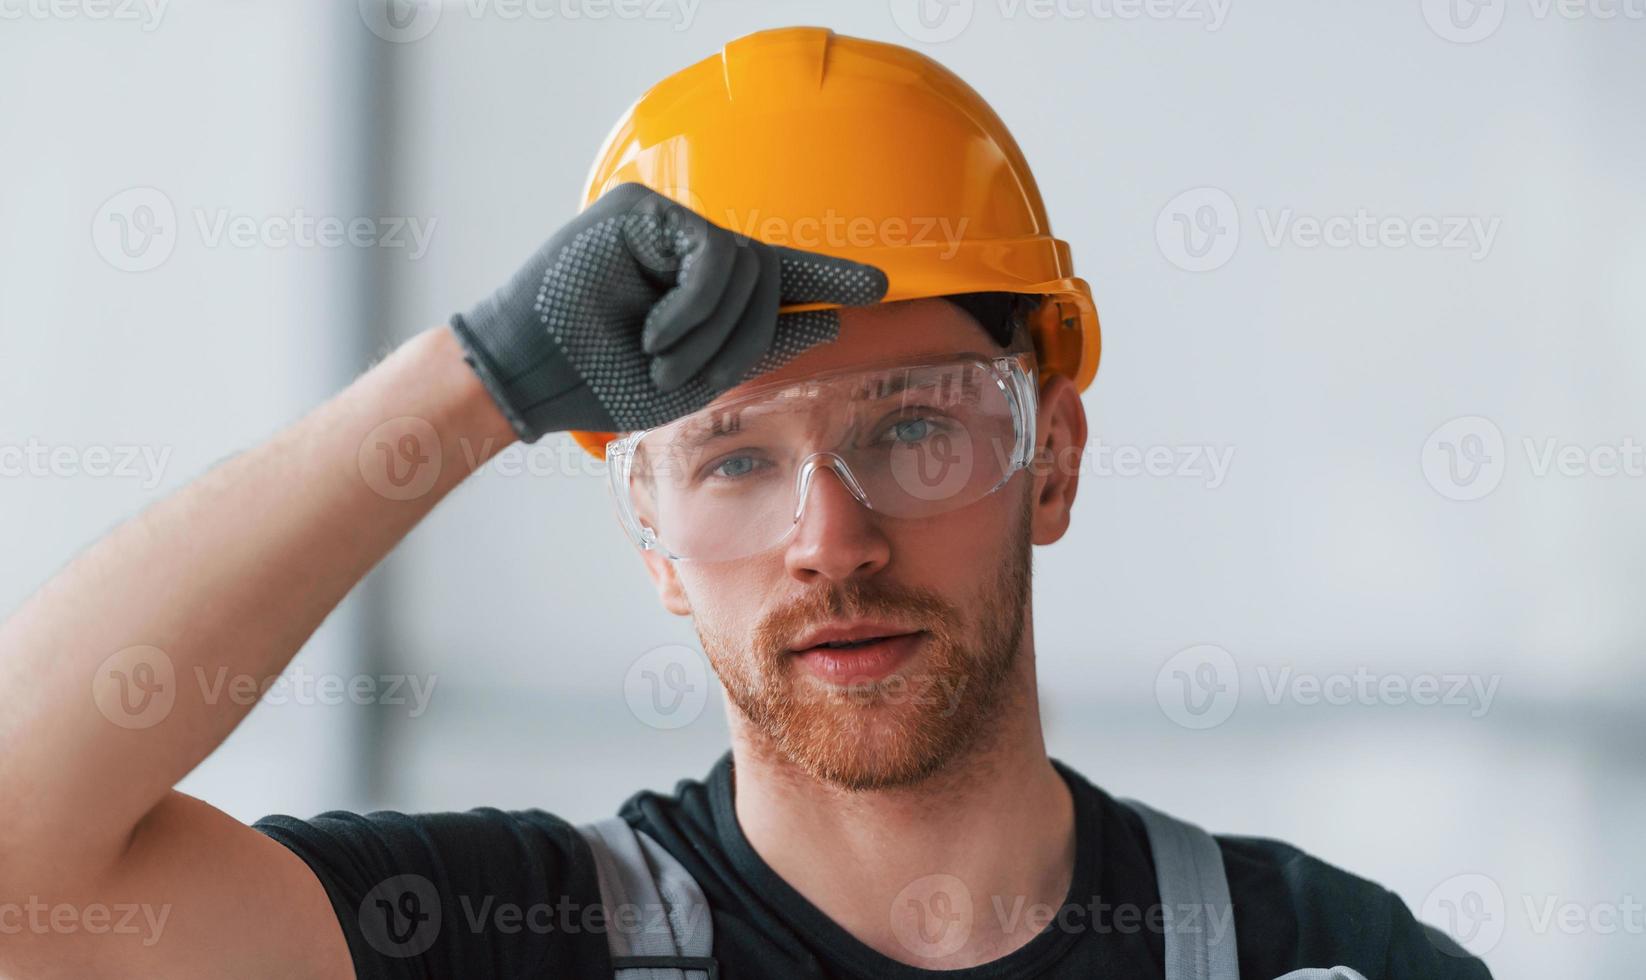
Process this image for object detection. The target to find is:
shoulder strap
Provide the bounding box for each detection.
[577,816,718,980]
[1118,798,1241,980]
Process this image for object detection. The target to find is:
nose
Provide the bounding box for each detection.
[783,456,890,584]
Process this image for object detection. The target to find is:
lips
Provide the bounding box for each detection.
[811,637,900,651]
[789,622,927,684]
[789,621,921,655]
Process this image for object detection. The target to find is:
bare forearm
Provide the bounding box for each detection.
[0,325,514,888]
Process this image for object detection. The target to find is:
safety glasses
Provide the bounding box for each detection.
[606,352,1039,562]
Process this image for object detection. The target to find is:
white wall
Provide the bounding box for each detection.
[3,2,1642,976]
[0,0,376,816]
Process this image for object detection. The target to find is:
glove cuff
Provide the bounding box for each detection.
[448,313,541,444]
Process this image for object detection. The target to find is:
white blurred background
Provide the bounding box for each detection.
[2,1,1642,976]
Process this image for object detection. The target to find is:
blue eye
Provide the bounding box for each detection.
[712,455,758,478]
[890,418,932,443]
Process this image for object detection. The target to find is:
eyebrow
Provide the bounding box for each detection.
[669,407,748,449]
[665,365,983,448]
[855,365,983,406]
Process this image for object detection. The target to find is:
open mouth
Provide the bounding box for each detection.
[791,630,927,684]
[809,635,906,651]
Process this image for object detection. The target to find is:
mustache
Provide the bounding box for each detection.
[751,580,958,658]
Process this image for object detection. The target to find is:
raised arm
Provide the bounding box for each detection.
[0,325,513,978]
[0,184,883,978]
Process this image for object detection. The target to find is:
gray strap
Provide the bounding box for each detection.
[578,817,716,980]
[1119,799,1240,980]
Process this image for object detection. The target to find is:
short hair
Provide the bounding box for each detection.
[943,291,1042,361]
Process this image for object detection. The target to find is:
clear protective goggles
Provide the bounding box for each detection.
[606,352,1040,562]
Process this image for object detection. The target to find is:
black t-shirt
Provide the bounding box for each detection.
[254,753,1492,979]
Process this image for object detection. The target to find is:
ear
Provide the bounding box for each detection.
[1029,374,1088,546]
[640,549,693,617]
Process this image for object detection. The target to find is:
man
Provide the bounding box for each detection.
[0,27,1489,980]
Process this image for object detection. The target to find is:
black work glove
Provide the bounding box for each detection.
[450,183,889,443]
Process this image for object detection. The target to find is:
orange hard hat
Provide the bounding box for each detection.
[569,26,1101,457]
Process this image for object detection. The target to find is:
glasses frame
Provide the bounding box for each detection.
[605,351,1041,560]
